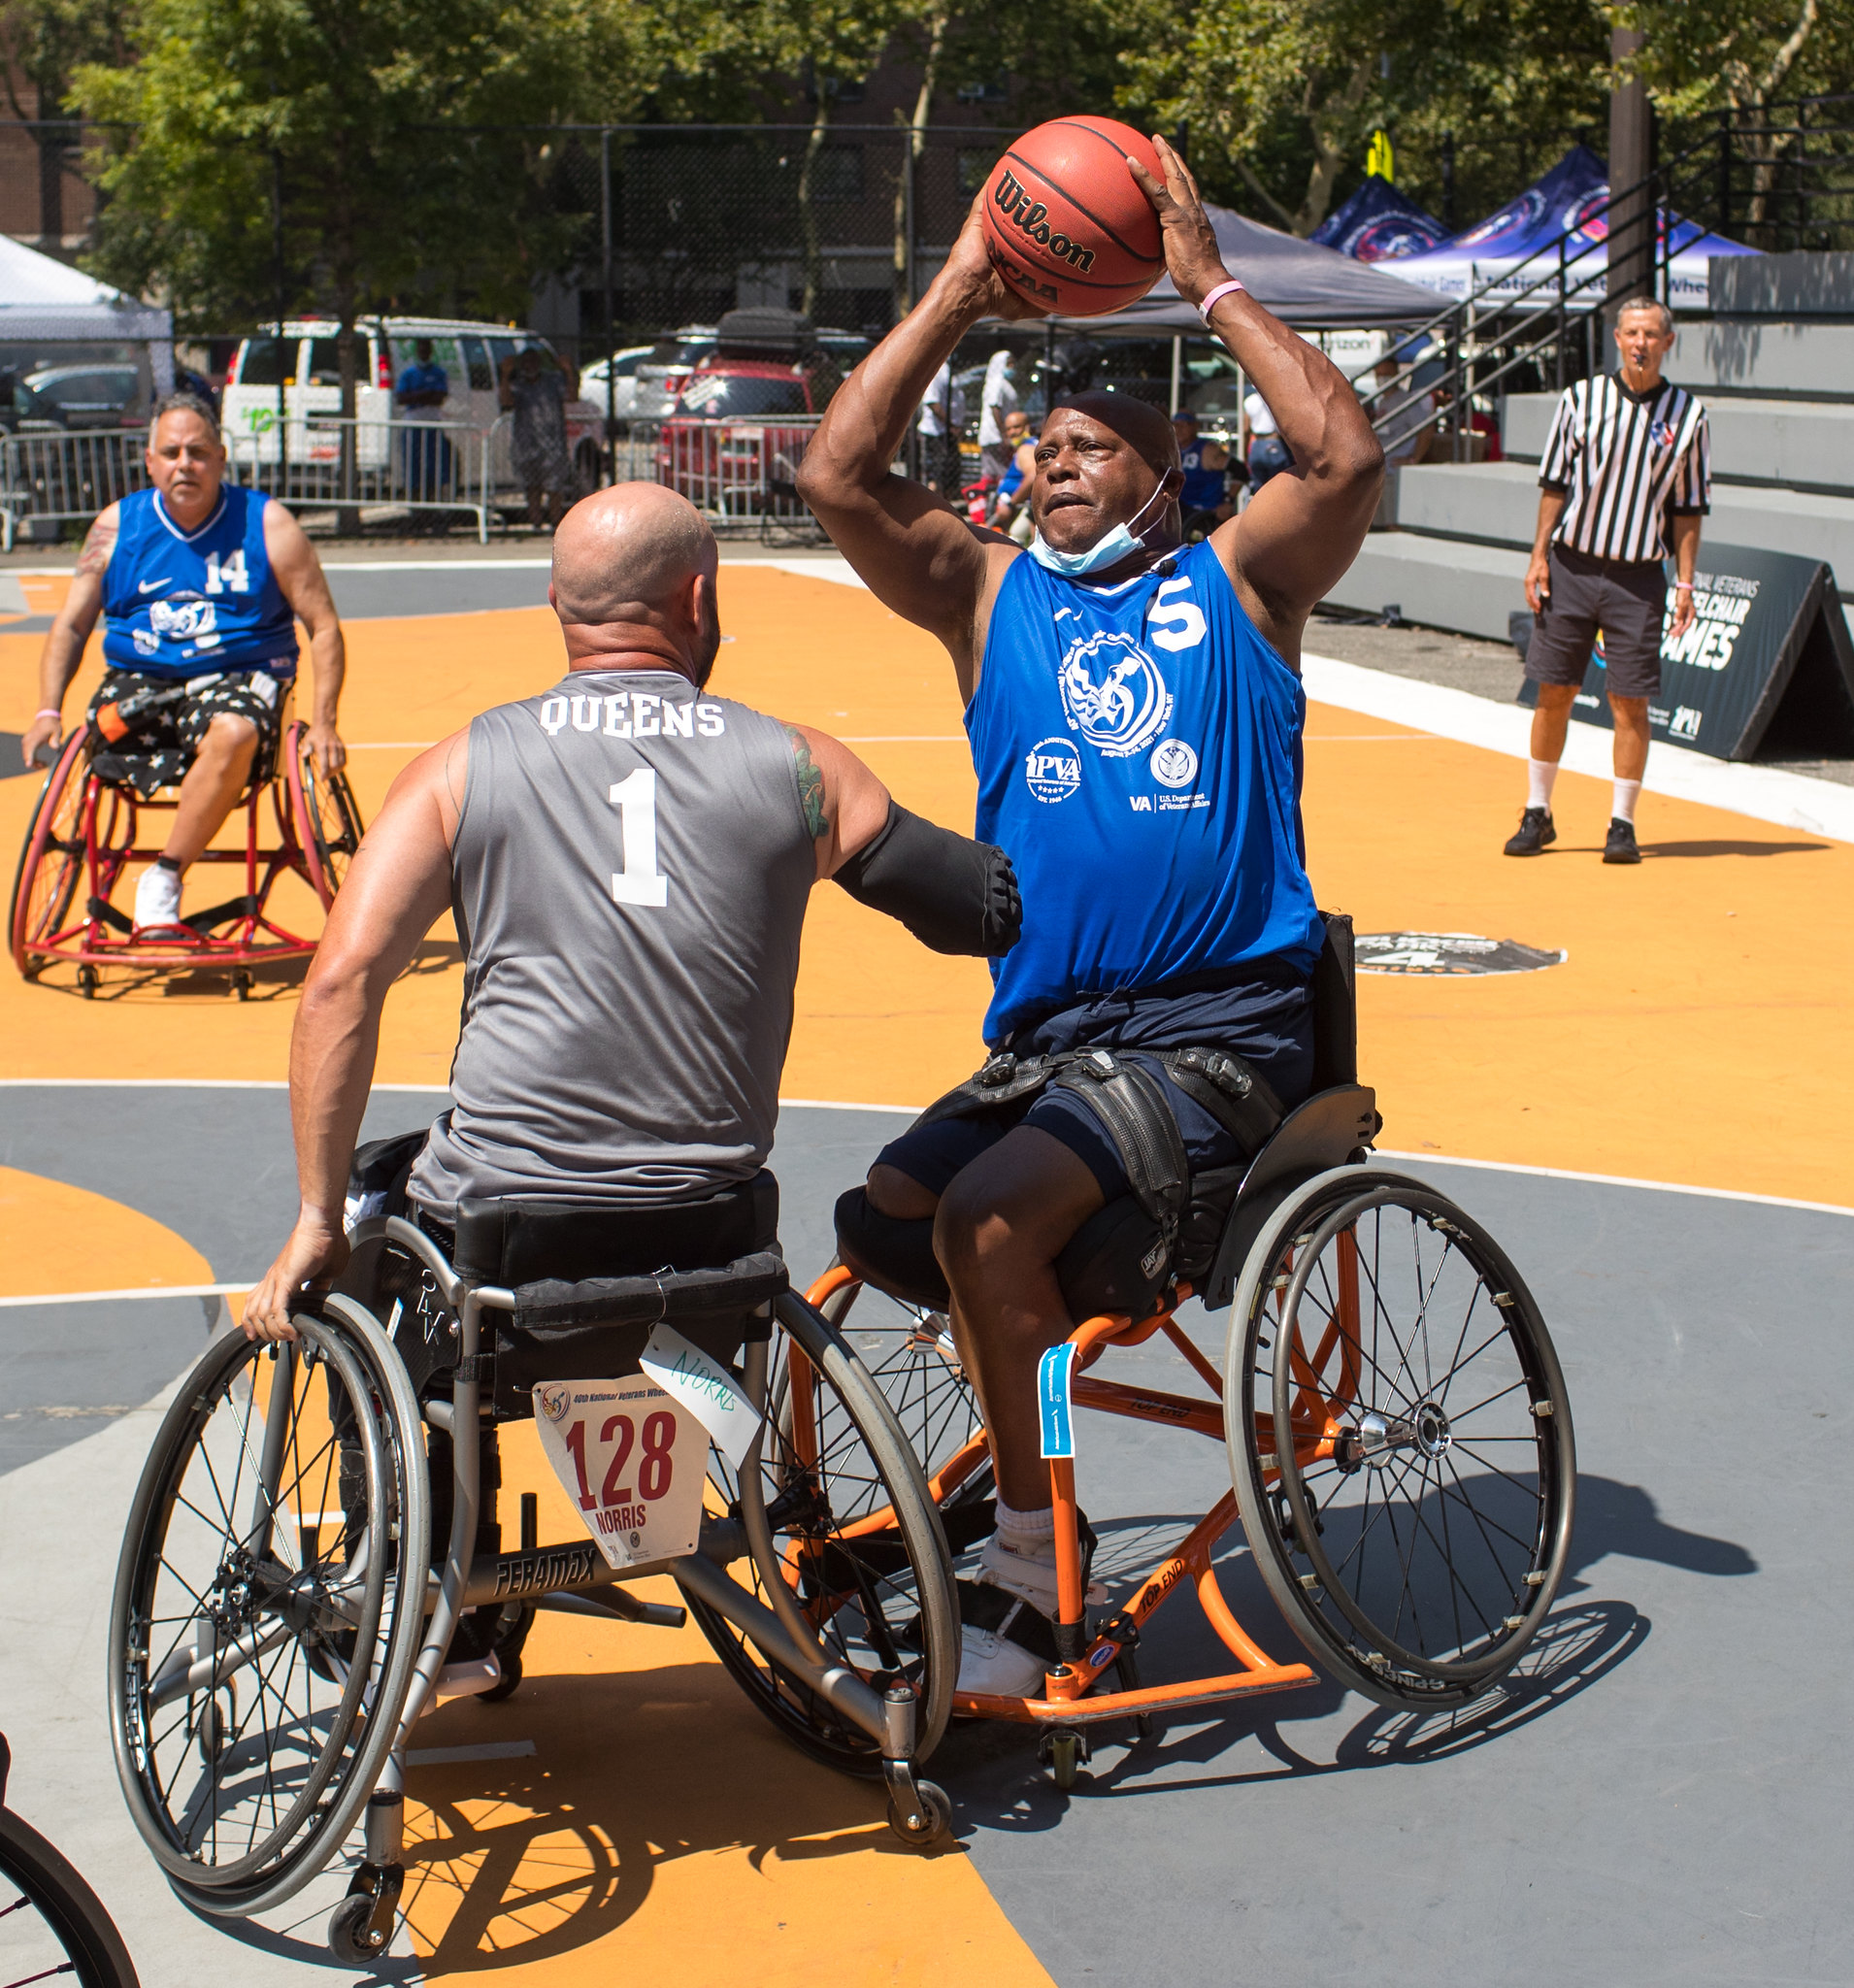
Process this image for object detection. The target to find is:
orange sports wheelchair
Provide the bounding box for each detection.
[9,688,363,995]
[809,913,1576,1785]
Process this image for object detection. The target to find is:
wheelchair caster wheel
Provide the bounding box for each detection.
[1038,1725,1090,1792]
[232,970,252,1001]
[328,1862,403,1963]
[480,1650,521,1702]
[886,1778,951,1850]
[77,965,97,1000]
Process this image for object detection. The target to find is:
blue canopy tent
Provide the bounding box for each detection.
[1387,145,1757,309]
[1311,176,1451,263]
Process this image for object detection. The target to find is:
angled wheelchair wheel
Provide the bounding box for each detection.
[683,1289,959,1775]
[1227,1166,1575,1710]
[108,1300,429,1916]
[283,722,365,910]
[9,729,91,977]
[816,1267,992,1529]
[0,1797,140,1988]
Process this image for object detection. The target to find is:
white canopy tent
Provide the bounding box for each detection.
[0,234,174,393]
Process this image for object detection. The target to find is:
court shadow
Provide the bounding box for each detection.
[1562,1473,1757,1585]
[402,937,463,977]
[1638,838,1829,860]
[208,1657,938,1974]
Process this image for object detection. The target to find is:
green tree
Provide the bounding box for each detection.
[74,0,652,415]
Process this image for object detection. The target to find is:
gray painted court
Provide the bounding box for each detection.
[2,1082,1850,1984]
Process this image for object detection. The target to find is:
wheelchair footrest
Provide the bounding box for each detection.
[85,895,133,936]
[183,893,262,933]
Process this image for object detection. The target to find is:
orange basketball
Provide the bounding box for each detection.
[980,116,1166,316]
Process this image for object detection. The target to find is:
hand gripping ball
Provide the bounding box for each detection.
[981,116,1167,316]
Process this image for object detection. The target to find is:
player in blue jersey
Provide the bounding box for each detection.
[23,393,348,932]
[799,136,1383,1691]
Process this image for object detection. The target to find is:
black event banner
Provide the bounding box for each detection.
[1517,541,1854,762]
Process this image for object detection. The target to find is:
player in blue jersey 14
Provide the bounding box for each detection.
[799,135,1384,1692]
[22,392,347,933]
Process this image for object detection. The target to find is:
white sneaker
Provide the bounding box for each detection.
[957,1615,1050,1697]
[133,863,183,930]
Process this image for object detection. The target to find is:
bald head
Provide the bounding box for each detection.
[551,482,716,627]
[1046,392,1180,475]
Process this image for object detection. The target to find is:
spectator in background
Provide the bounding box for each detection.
[1242,383,1291,491]
[1369,348,1436,468]
[977,348,1019,483]
[987,409,1037,544]
[500,342,572,531]
[917,357,967,500]
[396,337,453,503]
[1173,409,1236,537]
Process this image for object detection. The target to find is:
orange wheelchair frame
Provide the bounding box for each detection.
[9,701,363,995]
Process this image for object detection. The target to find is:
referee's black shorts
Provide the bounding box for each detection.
[1525,545,1667,699]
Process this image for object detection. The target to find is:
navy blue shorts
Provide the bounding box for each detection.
[875,958,1314,1205]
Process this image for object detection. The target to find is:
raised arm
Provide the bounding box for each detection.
[242,732,465,1341]
[796,208,1037,696]
[20,504,116,767]
[1131,140,1383,655]
[264,499,348,775]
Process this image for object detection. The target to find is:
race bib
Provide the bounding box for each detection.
[532,1376,704,1570]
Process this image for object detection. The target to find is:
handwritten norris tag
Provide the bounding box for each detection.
[639,1322,765,1468]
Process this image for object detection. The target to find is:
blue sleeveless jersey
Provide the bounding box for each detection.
[969,541,1324,1044]
[101,485,299,680]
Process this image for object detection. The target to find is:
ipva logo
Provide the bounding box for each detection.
[1024,736,1082,803]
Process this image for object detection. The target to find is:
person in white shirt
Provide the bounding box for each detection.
[977,348,1019,482]
[916,359,968,498]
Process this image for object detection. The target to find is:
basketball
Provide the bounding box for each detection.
[980,116,1166,316]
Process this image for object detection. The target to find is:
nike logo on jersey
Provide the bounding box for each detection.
[138,578,172,593]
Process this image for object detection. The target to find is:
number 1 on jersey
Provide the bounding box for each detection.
[608,767,669,908]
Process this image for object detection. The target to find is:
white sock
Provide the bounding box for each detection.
[992,1497,1055,1544]
[1526,759,1559,811]
[1611,779,1641,825]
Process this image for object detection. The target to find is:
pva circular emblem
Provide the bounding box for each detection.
[1024,736,1082,803]
[1149,739,1198,788]
[1057,631,1174,758]
[539,1382,573,1422]
[1356,932,1566,976]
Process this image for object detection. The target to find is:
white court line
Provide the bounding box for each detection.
[0,1281,249,1309]
[321,559,552,572]
[347,741,436,748]
[839,734,965,743]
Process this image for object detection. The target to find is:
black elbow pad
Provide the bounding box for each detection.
[832,802,1021,956]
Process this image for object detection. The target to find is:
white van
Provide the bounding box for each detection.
[220,315,606,491]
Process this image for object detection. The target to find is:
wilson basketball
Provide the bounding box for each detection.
[981,116,1166,316]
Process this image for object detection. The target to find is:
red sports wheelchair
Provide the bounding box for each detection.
[9,692,363,997]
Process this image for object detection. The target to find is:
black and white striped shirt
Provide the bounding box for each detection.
[1538,374,1710,563]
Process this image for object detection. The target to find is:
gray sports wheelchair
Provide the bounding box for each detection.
[108,1158,962,1964]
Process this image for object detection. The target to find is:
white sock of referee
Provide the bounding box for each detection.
[1612,779,1641,824]
[1527,759,1559,812]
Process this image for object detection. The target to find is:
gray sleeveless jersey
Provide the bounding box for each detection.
[409,667,814,1212]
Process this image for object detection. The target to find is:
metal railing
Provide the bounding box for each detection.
[621,414,824,535]
[224,414,497,540]
[0,427,149,548]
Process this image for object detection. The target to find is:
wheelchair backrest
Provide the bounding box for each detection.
[1308,910,1358,1092]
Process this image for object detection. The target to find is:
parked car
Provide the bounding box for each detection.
[12,363,145,431]
[578,345,655,417]
[219,316,607,496]
[656,358,819,512]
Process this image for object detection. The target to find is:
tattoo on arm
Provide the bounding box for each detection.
[75,511,116,578]
[784,725,828,840]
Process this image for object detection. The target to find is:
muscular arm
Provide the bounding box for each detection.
[264,500,347,774]
[782,721,891,878]
[796,210,1034,697]
[241,732,466,1341]
[20,505,116,765]
[1119,152,1378,658]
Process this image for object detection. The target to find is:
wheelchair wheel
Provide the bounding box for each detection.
[8,728,90,977]
[108,1300,429,1915]
[816,1267,993,1534]
[283,722,365,909]
[1227,1166,1575,1710]
[682,1290,959,1775]
[0,1798,140,1987]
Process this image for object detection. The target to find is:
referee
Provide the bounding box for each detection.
[1506,296,1709,864]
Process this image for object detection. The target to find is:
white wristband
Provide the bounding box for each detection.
[1197,280,1246,324]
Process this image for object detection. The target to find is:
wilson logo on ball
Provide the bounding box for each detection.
[991,171,1098,270]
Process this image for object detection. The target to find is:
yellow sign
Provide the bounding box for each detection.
[1367,129,1395,182]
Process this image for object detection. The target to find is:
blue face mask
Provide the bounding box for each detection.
[1028,480,1171,578]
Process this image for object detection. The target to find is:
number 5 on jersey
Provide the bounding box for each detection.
[608,767,669,907]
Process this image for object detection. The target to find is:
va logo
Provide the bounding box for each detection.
[1149,738,1198,788]
[1057,631,1174,758]
[1024,736,1082,803]
[539,1383,572,1423]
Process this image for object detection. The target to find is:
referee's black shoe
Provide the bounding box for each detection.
[1503,807,1556,856]
[1603,817,1641,865]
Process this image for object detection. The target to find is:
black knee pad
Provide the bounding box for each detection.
[834,1186,950,1309]
[1056,1197,1168,1323]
